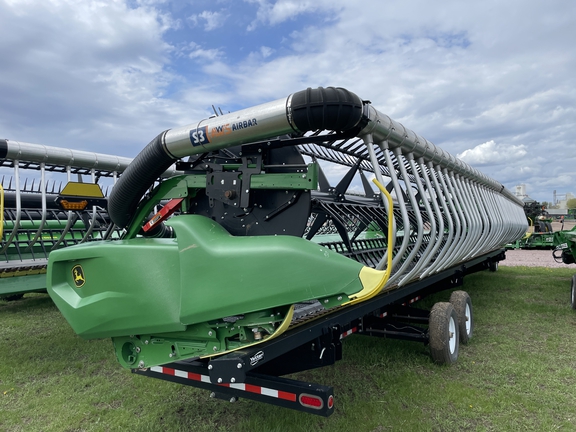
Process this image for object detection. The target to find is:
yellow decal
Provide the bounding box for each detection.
[72,265,86,288]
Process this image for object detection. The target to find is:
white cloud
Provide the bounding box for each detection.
[457,140,528,166]
[246,0,339,30]
[188,42,224,61]
[260,46,274,58]
[188,10,227,31]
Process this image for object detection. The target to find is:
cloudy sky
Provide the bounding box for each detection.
[1,0,574,202]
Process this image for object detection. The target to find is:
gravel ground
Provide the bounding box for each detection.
[501,249,573,268]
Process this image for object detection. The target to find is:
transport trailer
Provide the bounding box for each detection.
[45,87,527,415]
[133,249,502,416]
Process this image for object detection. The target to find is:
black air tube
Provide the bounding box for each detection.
[290,87,364,132]
[0,139,8,159]
[108,131,174,229]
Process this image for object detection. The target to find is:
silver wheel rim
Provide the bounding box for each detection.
[449,315,457,353]
[465,303,471,335]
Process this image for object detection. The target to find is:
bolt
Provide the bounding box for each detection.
[135,347,141,353]
[210,392,216,398]
[138,361,145,368]
[169,353,173,358]
[324,299,329,304]
[230,397,237,403]
[245,189,249,193]
[208,364,213,370]
[217,378,223,383]
[302,174,306,178]
[237,363,243,369]
[208,331,213,336]
[144,340,149,345]
[231,378,236,383]
[213,346,218,352]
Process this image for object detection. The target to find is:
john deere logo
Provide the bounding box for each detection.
[72,265,86,288]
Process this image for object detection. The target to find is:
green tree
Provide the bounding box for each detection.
[567,198,576,209]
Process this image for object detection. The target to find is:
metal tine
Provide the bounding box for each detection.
[390,148,424,286]
[441,171,468,269]
[24,163,48,253]
[1,162,21,254]
[376,141,410,281]
[398,156,437,284]
[364,135,395,268]
[437,167,465,270]
[420,163,455,277]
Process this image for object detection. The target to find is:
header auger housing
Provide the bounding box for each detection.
[46,87,527,372]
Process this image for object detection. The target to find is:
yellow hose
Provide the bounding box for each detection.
[345,178,394,305]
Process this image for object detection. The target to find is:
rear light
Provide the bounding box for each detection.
[299,393,324,410]
[60,199,88,210]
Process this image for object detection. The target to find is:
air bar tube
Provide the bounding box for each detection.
[108,87,365,228]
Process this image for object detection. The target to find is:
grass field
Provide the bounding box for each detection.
[1,266,576,431]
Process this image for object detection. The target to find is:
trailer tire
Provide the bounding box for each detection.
[571,275,576,310]
[449,291,473,344]
[488,261,498,272]
[429,302,459,365]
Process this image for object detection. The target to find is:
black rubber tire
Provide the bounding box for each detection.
[571,275,576,310]
[429,302,459,365]
[449,290,473,344]
[489,261,498,272]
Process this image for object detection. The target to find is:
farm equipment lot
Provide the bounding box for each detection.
[2,266,575,432]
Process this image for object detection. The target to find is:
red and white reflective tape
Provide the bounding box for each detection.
[150,366,297,402]
[340,326,358,339]
[378,311,388,318]
[402,295,422,306]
